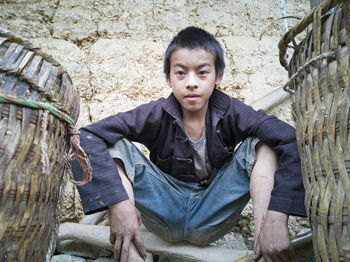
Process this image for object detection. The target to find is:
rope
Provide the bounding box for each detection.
[0,93,92,186]
[282,51,336,94]
[259,16,301,41]
[0,64,68,115]
[66,126,92,186]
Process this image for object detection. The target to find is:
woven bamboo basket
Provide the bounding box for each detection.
[279,0,349,261]
[0,29,81,261]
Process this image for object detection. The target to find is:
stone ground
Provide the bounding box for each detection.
[0,0,312,260]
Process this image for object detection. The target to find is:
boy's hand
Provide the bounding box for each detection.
[254,210,294,262]
[108,200,147,262]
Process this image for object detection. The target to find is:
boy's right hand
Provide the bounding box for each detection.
[108,200,147,262]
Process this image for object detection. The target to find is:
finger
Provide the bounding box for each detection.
[278,247,295,262]
[253,240,262,261]
[288,246,296,260]
[109,231,116,245]
[113,235,123,261]
[136,209,142,225]
[276,252,290,262]
[270,253,283,262]
[254,250,262,261]
[138,214,142,225]
[262,253,274,262]
[120,237,131,262]
[134,233,147,259]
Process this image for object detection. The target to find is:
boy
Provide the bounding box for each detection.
[73,27,306,262]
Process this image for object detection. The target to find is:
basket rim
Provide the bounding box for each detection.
[278,0,342,71]
[0,27,64,68]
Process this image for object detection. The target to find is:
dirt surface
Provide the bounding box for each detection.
[0,0,311,253]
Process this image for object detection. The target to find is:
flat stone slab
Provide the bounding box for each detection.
[58,222,314,262]
[58,223,252,262]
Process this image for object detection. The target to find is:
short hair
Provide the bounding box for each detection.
[164,26,225,80]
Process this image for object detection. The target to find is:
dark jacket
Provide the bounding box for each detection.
[73,89,306,216]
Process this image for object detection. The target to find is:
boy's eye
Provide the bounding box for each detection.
[176,71,185,76]
[199,71,208,76]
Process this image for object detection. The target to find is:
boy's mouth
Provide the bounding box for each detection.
[185,94,200,98]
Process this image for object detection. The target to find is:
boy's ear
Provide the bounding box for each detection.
[215,71,224,85]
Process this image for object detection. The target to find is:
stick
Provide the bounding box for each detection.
[249,87,289,111]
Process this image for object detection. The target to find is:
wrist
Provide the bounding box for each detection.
[108,199,129,211]
[267,210,289,221]
[254,211,288,236]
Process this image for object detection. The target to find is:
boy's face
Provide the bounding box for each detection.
[167,48,222,117]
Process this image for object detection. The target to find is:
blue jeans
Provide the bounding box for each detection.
[108,137,259,245]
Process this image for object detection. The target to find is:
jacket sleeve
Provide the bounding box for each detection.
[231,98,306,217]
[72,100,163,215]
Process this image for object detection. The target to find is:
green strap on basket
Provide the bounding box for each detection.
[0,93,75,126]
[0,92,92,186]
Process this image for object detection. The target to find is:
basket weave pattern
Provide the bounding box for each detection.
[0,29,80,261]
[280,0,350,261]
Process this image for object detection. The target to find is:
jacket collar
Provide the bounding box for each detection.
[162,89,230,124]
[162,92,182,120]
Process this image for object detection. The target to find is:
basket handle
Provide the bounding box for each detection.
[278,0,341,71]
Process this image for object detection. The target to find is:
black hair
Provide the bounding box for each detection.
[164,26,225,80]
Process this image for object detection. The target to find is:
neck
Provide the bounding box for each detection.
[182,106,207,142]
[182,107,207,124]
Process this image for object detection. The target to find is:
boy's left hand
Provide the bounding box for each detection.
[254,210,295,262]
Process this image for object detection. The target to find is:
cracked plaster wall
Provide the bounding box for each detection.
[0,0,311,243]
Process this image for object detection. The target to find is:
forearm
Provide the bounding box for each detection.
[251,187,290,244]
[251,145,292,261]
[250,175,273,243]
[250,142,276,241]
[251,171,292,262]
[256,118,306,216]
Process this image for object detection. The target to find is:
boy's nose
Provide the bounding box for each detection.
[186,72,198,89]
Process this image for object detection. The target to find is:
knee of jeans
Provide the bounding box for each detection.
[186,223,232,245]
[186,216,239,245]
[141,216,175,242]
[190,236,212,245]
